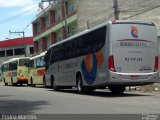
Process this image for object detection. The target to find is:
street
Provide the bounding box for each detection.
[0,82,160,114]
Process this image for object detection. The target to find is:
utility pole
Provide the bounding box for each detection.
[9,31,26,57]
[62,0,68,38]
[113,0,119,20]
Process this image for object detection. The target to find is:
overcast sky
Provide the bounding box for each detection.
[0,0,48,40]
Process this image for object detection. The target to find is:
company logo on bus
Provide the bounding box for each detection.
[131,26,138,38]
[81,50,104,85]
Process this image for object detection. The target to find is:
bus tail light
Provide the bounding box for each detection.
[108,55,116,72]
[154,56,159,72]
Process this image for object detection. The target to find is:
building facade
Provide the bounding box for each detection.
[32,0,77,53]
[0,37,34,65]
[33,0,160,54]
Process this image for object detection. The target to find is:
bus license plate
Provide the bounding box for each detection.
[131,76,139,80]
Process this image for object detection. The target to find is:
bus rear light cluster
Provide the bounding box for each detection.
[108,55,116,72]
[154,56,159,72]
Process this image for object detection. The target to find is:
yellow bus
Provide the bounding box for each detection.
[1,57,30,86]
[28,51,46,87]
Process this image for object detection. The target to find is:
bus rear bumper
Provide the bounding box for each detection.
[109,71,159,86]
[17,77,28,81]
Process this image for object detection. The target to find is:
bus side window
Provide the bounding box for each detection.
[9,61,17,71]
[37,58,41,68]
[29,60,34,69]
[25,59,29,67]
[34,60,37,69]
[42,57,45,67]
[4,64,9,71]
[39,57,43,67]
[45,53,49,70]
[1,65,4,72]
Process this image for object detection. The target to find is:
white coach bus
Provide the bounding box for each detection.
[44,20,159,94]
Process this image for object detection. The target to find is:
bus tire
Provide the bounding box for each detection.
[11,77,13,86]
[11,77,17,86]
[85,87,95,93]
[3,78,8,86]
[109,85,126,94]
[13,83,18,86]
[51,75,58,90]
[31,77,36,87]
[27,79,32,86]
[43,76,47,88]
[76,74,85,93]
[5,83,8,86]
[27,83,32,86]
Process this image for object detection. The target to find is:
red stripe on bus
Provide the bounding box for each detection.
[17,77,28,81]
[37,69,45,76]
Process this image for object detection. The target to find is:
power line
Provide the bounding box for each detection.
[87,13,114,28]
[0,5,38,25]
[78,0,129,22]
[23,8,41,31]
[118,0,129,7]
[119,0,160,12]
[122,4,160,19]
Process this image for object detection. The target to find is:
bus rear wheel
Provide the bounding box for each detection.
[3,78,8,86]
[51,76,58,91]
[11,77,13,86]
[11,77,17,86]
[43,76,47,88]
[31,78,36,87]
[76,75,85,93]
[109,85,126,94]
[5,83,8,86]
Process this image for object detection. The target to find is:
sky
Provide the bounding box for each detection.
[0,0,48,41]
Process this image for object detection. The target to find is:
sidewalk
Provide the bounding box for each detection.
[127,83,160,93]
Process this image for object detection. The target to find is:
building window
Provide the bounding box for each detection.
[68,22,77,37]
[38,41,41,53]
[41,17,46,30]
[47,35,51,49]
[0,51,5,57]
[33,23,38,36]
[45,14,50,28]
[55,8,61,22]
[37,21,41,33]
[41,37,47,51]
[30,47,34,54]
[14,48,25,55]
[56,29,62,42]
[6,49,13,56]
[68,0,76,14]
[34,42,38,53]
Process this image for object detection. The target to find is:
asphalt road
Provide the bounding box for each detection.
[0,82,160,115]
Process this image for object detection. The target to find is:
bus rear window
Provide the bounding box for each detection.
[19,59,29,67]
[9,61,17,70]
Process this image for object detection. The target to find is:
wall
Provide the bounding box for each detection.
[77,0,113,31]
[0,45,33,65]
[118,0,160,36]
[76,0,160,36]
